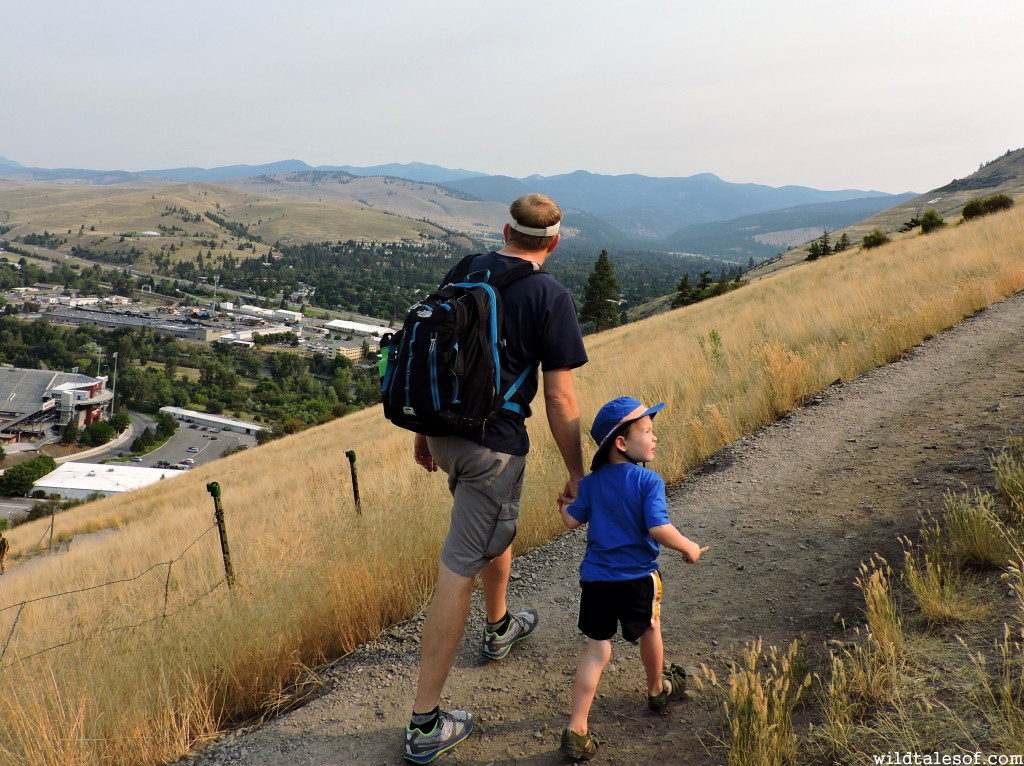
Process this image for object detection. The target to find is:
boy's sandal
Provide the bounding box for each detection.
[560,727,600,761]
[647,663,687,712]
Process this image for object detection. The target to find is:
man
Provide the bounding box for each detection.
[404,193,588,763]
[0,530,9,574]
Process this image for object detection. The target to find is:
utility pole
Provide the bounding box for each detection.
[111,351,118,413]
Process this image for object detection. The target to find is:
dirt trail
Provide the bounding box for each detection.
[184,291,1024,766]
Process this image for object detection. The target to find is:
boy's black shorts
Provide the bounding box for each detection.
[578,570,663,642]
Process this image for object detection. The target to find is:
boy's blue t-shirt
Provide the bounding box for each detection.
[567,462,671,581]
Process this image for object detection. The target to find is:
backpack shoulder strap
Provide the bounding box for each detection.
[487,259,546,289]
[447,254,482,284]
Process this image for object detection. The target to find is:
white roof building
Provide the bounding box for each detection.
[325,319,390,338]
[158,406,267,435]
[32,462,182,500]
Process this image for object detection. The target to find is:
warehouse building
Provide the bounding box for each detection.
[32,462,182,500]
[158,406,267,436]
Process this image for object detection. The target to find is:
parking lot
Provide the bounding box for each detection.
[136,422,257,470]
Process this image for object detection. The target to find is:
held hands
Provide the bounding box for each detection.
[555,478,580,512]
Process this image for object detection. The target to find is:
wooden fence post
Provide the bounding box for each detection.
[206,482,235,589]
[345,450,361,514]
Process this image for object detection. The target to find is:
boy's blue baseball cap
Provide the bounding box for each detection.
[589,396,665,471]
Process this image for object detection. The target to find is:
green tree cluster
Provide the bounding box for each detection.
[807,230,850,260]
[962,193,1015,222]
[862,229,891,249]
[920,209,946,234]
[671,269,746,308]
[0,455,57,496]
[80,420,114,447]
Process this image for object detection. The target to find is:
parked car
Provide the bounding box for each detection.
[181,458,195,465]
[209,428,221,433]
[130,456,143,462]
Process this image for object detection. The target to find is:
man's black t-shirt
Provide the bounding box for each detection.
[440,251,588,456]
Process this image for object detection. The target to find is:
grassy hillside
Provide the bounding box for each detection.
[0,180,451,270]
[1,199,1023,764]
[221,172,507,240]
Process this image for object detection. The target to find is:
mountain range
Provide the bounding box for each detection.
[0,155,914,260]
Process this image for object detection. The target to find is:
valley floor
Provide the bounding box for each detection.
[182,289,1024,766]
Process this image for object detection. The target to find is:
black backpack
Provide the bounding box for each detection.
[380,254,545,437]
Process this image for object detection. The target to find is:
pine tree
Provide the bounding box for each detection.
[835,233,850,252]
[579,250,621,333]
[671,274,697,308]
[819,230,832,256]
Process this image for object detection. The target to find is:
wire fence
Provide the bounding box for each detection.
[0,522,227,671]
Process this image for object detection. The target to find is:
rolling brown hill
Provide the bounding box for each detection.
[0,179,453,268]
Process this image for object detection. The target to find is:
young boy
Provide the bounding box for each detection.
[557,396,704,761]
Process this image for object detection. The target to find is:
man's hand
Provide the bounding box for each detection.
[413,434,437,472]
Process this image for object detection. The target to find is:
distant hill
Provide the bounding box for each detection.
[142,160,487,185]
[331,162,487,183]
[0,180,452,269]
[439,175,533,204]
[658,193,917,262]
[138,160,315,182]
[0,159,485,186]
[747,147,1024,279]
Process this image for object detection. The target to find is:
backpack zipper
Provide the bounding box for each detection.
[428,333,440,411]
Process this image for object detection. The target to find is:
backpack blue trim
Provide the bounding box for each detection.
[500,365,534,414]
[428,332,440,411]
[451,342,461,404]
[404,323,420,413]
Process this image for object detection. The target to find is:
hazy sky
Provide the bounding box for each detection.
[3,0,1022,193]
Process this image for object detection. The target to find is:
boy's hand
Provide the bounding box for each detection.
[682,540,707,563]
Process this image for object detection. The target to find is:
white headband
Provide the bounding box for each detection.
[508,218,560,237]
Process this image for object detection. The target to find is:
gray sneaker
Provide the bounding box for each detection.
[403,709,473,763]
[481,609,539,660]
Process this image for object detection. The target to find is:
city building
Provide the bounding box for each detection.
[158,406,267,435]
[0,367,112,443]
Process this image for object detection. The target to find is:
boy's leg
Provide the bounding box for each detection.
[568,638,612,735]
[412,561,475,713]
[638,618,665,696]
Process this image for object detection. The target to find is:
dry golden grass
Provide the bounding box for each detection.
[2,207,1024,763]
[709,639,811,766]
[941,490,1017,570]
[994,437,1024,524]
